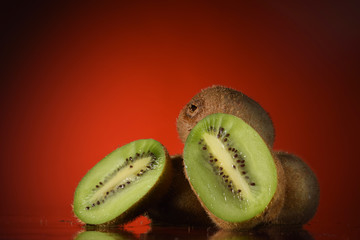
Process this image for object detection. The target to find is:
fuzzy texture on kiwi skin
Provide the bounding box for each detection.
[201,154,286,230]
[74,142,173,228]
[177,85,275,146]
[273,152,320,225]
[147,155,213,226]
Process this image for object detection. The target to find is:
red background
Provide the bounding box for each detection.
[0,0,359,232]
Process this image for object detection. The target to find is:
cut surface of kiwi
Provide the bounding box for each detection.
[73,139,171,225]
[183,113,278,225]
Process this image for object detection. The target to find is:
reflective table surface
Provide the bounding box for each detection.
[0,216,358,240]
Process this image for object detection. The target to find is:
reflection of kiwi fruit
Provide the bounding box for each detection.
[183,113,285,230]
[147,155,213,226]
[274,152,320,225]
[177,85,275,146]
[73,139,172,226]
[143,225,213,240]
[75,230,137,240]
[210,225,314,240]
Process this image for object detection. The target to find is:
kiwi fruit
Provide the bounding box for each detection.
[73,139,172,226]
[274,152,320,225]
[177,85,275,147]
[183,113,285,230]
[147,155,213,226]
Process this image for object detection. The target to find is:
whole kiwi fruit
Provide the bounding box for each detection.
[147,155,213,226]
[177,85,275,146]
[73,139,172,226]
[183,113,285,230]
[274,151,320,225]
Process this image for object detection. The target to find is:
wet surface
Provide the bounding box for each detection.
[0,216,358,240]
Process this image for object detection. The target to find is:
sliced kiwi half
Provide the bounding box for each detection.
[183,113,285,230]
[177,85,275,147]
[73,139,172,226]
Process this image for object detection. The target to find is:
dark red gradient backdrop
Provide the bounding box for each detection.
[0,0,359,228]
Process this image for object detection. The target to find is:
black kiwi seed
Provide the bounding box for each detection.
[219,127,224,134]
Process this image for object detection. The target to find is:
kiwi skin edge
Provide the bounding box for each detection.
[273,151,320,225]
[199,153,286,230]
[74,144,173,228]
[147,155,213,227]
[177,85,275,147]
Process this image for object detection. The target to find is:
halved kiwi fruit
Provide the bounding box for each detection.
[147,155,212,226]
[73,139,172,226]
[177,85,275,146]
[274,151,320,225]
[183,113,285,230]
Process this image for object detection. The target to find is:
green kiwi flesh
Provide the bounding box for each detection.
[177,85,275,146]
[183,113,279,227]
[73,139,171,225]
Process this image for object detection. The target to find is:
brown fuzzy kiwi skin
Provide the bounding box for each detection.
[147,155,213,226]
[74,145,173,228]
[184,152,286,230]
[273,151,320,225]
[177,85,275,146]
